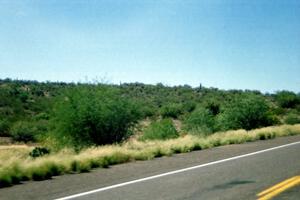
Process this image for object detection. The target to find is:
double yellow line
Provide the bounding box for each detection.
[257,176,300,200]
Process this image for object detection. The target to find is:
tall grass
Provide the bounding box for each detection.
[1,124,300,187]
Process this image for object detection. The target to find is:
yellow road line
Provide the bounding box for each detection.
[257,176,299,197]
[257,176,300,200]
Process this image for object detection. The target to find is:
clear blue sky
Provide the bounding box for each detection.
[0,0,299,92]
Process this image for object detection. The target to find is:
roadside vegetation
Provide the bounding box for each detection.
[1,124,300,187]
[0,78,300,187]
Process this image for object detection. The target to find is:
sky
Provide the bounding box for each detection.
[0,0,299,93]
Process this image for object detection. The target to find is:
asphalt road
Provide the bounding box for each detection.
[1,135,300,200]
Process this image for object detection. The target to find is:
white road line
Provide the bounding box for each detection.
[54,140,300,200]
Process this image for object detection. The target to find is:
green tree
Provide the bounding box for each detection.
[51,86,141,148]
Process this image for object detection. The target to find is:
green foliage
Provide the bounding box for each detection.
[204,101,220,116]
[10,121,38,142]
[217,94,277,131]
[275,91,300,108]
[183,107,215,135]
[140,119,179,141]
[0,119,10,137]
[33,113,50,121]
[182,101,196,113]
[272,106,286,115]
[51,86,141,148]
[138,103,157,118]
[160,103,183,119]
[284,113,300,125]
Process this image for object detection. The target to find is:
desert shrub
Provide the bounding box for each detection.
[217,94,276,131]
[183,107,216,135]
[51,86,141,148]
[160,103,183,119]
[10,121,37,142]
[275,91,300,108]
[140,119,179,140]
[29,147,50,158]
[284,113,300,125]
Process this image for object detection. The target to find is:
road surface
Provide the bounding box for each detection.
[1,135,300,200]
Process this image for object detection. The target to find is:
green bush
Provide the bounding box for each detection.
[160,103,183,119]
[183,107,215,135]
[10,121,37,142]
[217,94,276,131]
[284,113,300,125]
[51,86,141,148]
[140,119,179,140]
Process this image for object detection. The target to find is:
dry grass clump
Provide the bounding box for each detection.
[0,145,33,168]
[1,124,300,187]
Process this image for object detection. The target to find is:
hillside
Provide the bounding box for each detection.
[0,78,300,147]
